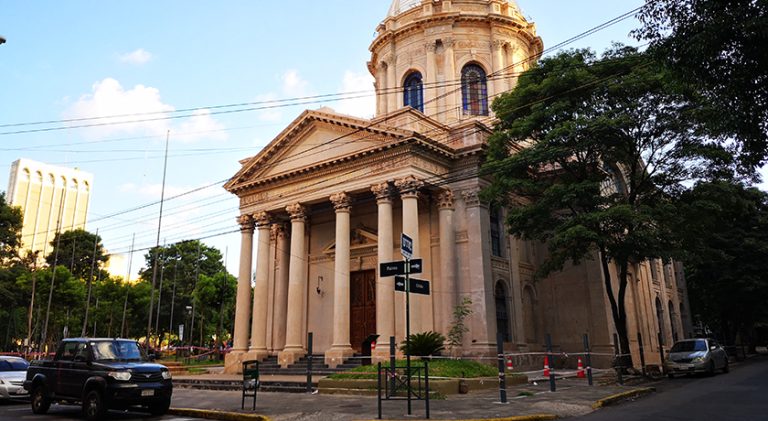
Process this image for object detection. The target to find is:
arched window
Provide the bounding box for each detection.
[490,208,502,257]
[461,64,488,116]
[403,72,424,112]
[495,281,510,342]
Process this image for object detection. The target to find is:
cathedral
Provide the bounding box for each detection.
[223,0,691,372]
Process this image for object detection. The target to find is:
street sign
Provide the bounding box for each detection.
[394,276,431,295]
[379,259,422,277]
[401,233,413,259]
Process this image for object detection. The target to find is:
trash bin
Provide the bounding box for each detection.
[241,360,260,410]
[361,334,380,366]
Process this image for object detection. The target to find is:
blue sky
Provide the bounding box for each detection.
[1,0,685,277]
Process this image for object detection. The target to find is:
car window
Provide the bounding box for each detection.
[0,359,29,371]
[90,340,143,362]
[58,342,82,361]
[671,340,708,352]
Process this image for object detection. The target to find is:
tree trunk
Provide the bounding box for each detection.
[599,246,634,368]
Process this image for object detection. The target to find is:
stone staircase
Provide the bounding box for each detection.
[172,354,364,393]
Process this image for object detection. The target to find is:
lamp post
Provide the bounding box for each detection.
[0,36,6,45]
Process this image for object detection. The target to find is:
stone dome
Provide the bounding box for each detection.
[387,0,523,18]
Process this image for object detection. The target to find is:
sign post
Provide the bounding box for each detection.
[401,233,413,415]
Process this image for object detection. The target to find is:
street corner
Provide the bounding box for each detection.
[168,407,272,421]
[353,414,559,421]
[591,387,656,410]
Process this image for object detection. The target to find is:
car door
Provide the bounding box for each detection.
[709,339,727,369]
[54,341,77,397]
[70,342,91,397]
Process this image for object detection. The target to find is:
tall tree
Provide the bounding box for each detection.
[194,272,237,355]
[484,46,725,364]
[677,180,768,348]
[45,229,108,280]
[0,192,23,263]
[636,0,768,171]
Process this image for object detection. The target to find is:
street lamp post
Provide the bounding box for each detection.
[0,36,6,45]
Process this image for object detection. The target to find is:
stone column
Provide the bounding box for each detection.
[278,204,308,367]
[462,189,497,356]
[395,175,426,334]
[247,211,272,361]
[326,192,355,367]
[376,63,388,116]
[385,53,398,112]
[437,190,457,336]
[271,223,290,353]
[224,214,254,373]
[491,40,507,98]
[444,38,459,122]
[372,182,395,362]
[425,41,437,112]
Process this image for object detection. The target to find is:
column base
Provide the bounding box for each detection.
[325,347,355,368]
[277,347,306,368]
[243,349,270,363]
[224,350,247,374]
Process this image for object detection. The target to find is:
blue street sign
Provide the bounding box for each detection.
[401,233,413,259]
[379,259,423,277]
[394,276,430,295]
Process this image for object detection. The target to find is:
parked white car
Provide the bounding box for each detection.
[0,356,29,398]
[666,338,729,377]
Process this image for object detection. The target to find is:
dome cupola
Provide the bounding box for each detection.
[370,0,543,125]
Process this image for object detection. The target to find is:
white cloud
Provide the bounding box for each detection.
[118,48,153,65]
[334,70,376,118]
[281,70,310,97]
[251,70,314,123]
[62,78,227,142]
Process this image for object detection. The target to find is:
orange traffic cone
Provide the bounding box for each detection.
[577,357,586,378]
[543,356,550,377]
[506,356,513,371]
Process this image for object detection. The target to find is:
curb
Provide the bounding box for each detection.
[167,407,272,421]
[355,415,558,421]
[591,387,656,409]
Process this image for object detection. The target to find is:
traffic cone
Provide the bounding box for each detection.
[506,356,513,371]
[577,357,586,378]
[543,356,550,377]
[371,340,376,351]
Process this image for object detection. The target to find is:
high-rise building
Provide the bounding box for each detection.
[6,158,93,258]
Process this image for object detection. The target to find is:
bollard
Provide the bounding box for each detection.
[545,334,556,392]
[377,362,382,420]
[389,336,396,396]
[306,332,314,393]
[613,333,623,386]
[638,332,646,377]
[425,360,430,419]
[583,333,593,386]
[496,332,507,403]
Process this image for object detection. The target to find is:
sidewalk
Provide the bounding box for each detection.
[168,376,655,421]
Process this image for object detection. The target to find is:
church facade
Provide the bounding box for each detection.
[224,0,692,372]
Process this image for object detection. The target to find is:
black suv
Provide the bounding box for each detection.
[24,338,172,420]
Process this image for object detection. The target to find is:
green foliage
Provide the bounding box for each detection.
[484,45,728,362]
[635,0,768,171]
[446,297,472,349]
[0,192,23,263]
[677,180,768,346]
[399,331,445,356]
[328,359,498,379]
[45,229,108,280]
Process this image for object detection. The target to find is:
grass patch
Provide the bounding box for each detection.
[517,391,535,397]
[328,359,499,380]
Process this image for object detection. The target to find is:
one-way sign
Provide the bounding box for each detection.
[379,259,422,277]
[394,276,430,295]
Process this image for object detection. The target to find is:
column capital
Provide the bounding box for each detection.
[438,189,455,210]
[330,192,353,212]
[395,175,424,199]
[271,223,288,241]
[443,37,455,49]
[425,40,438,53]
[238,214,255,233]
[492,39,507,50]
[253,211,272,228]
[371,182,394,203]
[286,204,307,222]
[461,189,486,208]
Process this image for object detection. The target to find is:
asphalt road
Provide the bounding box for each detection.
[0,398,193,421]
[571,356,768,421]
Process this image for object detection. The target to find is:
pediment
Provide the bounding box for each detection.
[372,107,450,139]
[323,226,378,254]
[225,109,412,193]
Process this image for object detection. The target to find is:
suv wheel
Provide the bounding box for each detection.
[83,390,107,421]
[31,385,51,414]
[148,398,171,416]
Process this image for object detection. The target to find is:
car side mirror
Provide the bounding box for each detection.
[710,346,717,351]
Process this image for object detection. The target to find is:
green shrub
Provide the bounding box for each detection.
[399,331,445,356]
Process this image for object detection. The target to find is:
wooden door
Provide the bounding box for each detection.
[350,270,376,354]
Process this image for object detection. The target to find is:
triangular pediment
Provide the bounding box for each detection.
[323,226,378,254]
[225,109,413,193]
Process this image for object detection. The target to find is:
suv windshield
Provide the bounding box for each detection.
[0,359,29,371]
[90,340,144,362]
[671,340,708,353]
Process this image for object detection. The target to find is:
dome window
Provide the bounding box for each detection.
[403,71,424,112]
[461,64,488,116]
